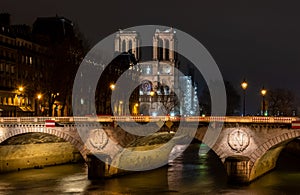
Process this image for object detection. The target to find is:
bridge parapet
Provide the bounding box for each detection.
[0,116,298,124]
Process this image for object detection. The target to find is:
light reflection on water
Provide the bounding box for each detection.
[0,144,299,194]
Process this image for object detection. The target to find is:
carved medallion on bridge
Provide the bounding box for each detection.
[88,129,109,150]
[227,129,250,153]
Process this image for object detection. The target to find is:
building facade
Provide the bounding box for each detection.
[0,14,82,117]
[114,28,198,116]
[0,13,52,116]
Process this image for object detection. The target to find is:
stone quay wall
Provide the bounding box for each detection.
[0,142,82,173]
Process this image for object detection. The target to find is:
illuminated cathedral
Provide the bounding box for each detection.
[114,28,198,116]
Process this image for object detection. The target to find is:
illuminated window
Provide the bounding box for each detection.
[129,40,132,50]
[141,64,152,75]
[122,40,126,52]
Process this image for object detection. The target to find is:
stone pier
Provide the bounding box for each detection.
[225,156,251,183]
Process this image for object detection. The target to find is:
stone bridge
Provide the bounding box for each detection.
[0,116,299,183]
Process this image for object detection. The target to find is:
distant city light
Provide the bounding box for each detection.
[18,86,24,92]
[261,88,267,96]
[110,84,115,90]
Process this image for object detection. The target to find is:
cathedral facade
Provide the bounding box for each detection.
[114,28,198,116]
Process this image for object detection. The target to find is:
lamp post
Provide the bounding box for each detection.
[241,79,248,116]
[134,103,139,115]
[36,94,42,116]
[48,92,59,116]
[110,84,116,91]
[109,83,116,114]
[119,100,123,115]
[18,86,24,106]
[18,86,24,92]
[15,86,24,116]
[261,87,267,116]
[150,91,155,115]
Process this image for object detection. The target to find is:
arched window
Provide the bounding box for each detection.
[122,40,126,52]
[158,38,163,61]
[165,39,169,61]
[128,40,133,51]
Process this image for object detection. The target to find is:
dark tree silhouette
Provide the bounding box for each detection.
[95,51,138,115]
[267,88,296,116]
[153,89,179,116]
[225,81,240,115]
[43,25,87,116]
[199,81,240,115]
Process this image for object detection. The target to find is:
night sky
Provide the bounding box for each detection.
[2,0,300,114]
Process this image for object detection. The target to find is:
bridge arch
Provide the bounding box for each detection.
[0,125,89,161]
[193,126,224,160]
[249,130,300,181]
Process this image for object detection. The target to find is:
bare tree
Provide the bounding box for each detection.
[158,92,180,115]
[95,51,138,115]
[267,88,296,116]
[41,28,87,116]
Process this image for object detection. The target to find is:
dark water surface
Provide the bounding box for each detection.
[0,144,299,194]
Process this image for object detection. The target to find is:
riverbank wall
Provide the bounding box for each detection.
[0,142,82,173]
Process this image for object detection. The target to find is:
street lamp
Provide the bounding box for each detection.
[36,93,42,116]
[49,92,59,116]
[150,91,155,115]
[119,100,123,115]
[18,86,25,107]
[150,91,155,97]
[133,103,139,115]
[261,87,267,116]
[15,86,25,116]
[109,84,116,114]
[241,79,248,116]
[18,86,24,92]
[37,94,42,100]
[110,84,116,90]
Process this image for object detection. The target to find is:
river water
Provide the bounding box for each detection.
[0,144,299,194]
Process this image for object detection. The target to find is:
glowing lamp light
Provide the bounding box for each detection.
[241,79,248,116]
[261,88,267,96]
[18,86,24,92]
[110,84,116,90]
[241,80,248,90]
[37,94,42,100]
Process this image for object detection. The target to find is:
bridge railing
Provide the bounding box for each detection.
[0,116,299,124]
[185,116,298,123]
